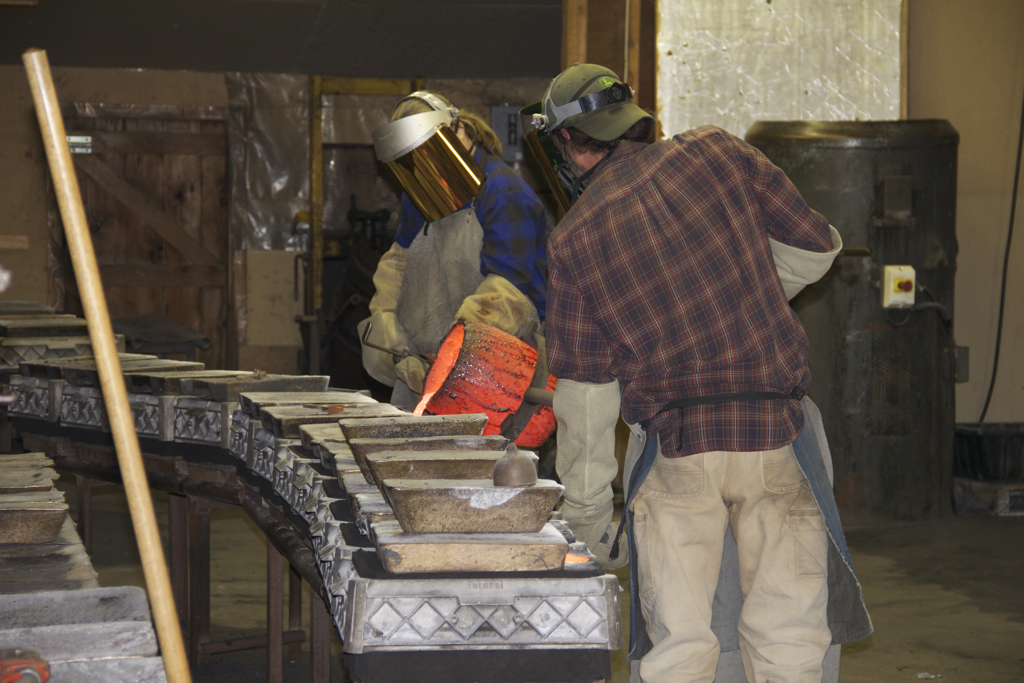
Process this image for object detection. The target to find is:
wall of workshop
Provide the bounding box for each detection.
[0,65,227,304]
[907,0,1024,423]
[0,65,303,375]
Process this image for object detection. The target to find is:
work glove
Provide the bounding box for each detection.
[770,225,842,300]
[357,243,410,386]
[358,312,408,387]
[395,355,429,395]
[455,274,541,342]
[554,378,626,570]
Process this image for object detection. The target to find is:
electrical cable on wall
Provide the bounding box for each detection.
[979,83,1024,422]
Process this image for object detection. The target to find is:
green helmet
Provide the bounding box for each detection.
[536,63,652,141]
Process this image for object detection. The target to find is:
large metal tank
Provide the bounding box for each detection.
[745,121,959,519]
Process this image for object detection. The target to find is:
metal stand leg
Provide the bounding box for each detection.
[267,542,284,683]
[168,493,189,638]
[74,474,93,555]
[0,407,13,454]
[73,475,112,556]
[188,496,213,667]
[310,590,331,683]
[288,565,303,661]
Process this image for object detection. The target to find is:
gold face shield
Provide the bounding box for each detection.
[519,102,571,219]
[373,110,485,223]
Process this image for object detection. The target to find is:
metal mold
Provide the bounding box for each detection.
[382,479,563,534]
[238,390,376,418]
[343,574,622,653]
[173,397,224,445]
[347,434,507,484]
[60,385,107,431]
[364,450,504,493]
[0,490,69,543]
[372,521,568,574]
[352,493,395,535]
[228,411,252,461]
[0,453,54,468]
[338,414,489,442]
[341,473,379,497]
[0,467,60,494]
[261,403,405,439]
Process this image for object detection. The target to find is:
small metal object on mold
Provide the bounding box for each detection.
[492,442,539,487]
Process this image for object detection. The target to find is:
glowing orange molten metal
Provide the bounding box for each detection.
[413,321,466,416]
[411,319,558,448]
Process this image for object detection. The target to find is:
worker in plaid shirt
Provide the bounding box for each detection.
[531,64,869,682]
[361,92,548,411]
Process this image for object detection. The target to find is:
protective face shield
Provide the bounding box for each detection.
[373,93,485,223]
[518,102,571,218]
[522,64,652,211]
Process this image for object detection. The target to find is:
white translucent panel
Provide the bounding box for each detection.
[657,0,902,138]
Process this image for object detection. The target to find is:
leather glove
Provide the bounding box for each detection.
[395,355,429,395]
[770,225,842,300]
[455,274,540,342]
[358,243,410,387]
[554,378,626,570]
[357,312,408,387]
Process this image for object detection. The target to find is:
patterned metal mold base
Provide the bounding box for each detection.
[129,394,177,440]
[0,334,126,370]
[0,336,104,370]
[61,385,108,431]
[249,424,278,478]
[229,411,253,461]
[342,575,622,654]
[173,397,219,445]
[173,397,234,447]
[271,447,300,499]
[321,543,359,621]
[51,383,183,441]
[7,376,61,421]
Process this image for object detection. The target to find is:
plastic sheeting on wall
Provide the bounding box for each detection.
[321,94,405,245]
[227,72,310,251]
[226,75,554,250]
[657,0,902,138]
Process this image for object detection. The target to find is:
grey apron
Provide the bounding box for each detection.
[622,397,873,680]
[390,207,485,411]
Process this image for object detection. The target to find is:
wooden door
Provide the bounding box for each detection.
[56,104,230,369]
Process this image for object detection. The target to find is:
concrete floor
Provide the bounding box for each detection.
[57,476,1024,683]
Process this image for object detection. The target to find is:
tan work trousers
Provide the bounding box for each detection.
[632,445,831,683]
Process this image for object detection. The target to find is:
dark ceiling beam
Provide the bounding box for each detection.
[0,0,562,78]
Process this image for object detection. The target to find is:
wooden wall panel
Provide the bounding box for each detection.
[59,108,229,368]
[564,0,657,115]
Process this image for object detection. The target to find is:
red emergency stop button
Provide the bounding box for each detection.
[896,279,914,292]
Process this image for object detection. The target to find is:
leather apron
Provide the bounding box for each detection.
[390,207,485,411]
[621,397,873,667]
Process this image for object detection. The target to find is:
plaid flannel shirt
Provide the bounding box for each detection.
[546,126,833,457]
[396,148,548,320]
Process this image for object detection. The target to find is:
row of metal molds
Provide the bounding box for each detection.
[229,397,622,656]
[0,308,123,372]
[5,347,621,661]
[6,354,330,448]
[0,451,167,682]
[0,452,67,544]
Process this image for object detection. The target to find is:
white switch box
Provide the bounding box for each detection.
[882,265,916,308]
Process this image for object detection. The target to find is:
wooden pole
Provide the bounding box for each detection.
[22,48,192,683]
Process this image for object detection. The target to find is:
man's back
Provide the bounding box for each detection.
[547,126,834,458]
